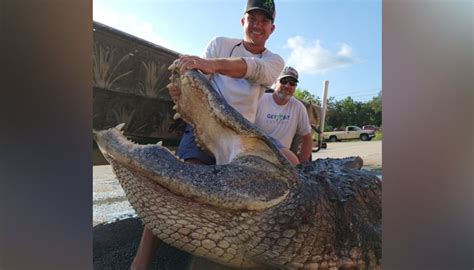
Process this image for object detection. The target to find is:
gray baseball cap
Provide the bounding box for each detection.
[277,66,299,82]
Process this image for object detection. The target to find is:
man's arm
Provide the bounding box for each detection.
[173,54,247,76]
[298,133,313,163]
[193,57,248,78]
[168,56,247,103]
[242,55,284,86]
[176,54,284,83]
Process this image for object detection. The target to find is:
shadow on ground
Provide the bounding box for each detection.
[94,218,190,270]
[93,218,242,270]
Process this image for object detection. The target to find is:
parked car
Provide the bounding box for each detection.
[362,125,378,131]
[323,125,375,142]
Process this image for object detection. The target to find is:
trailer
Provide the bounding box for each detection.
[92,21,185,164]
[92,21,329,164]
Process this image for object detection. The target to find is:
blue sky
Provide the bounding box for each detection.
[93,0,381,102]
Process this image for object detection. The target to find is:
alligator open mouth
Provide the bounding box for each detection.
[94,64,382,269]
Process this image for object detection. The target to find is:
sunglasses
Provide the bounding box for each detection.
[279,78,297,86]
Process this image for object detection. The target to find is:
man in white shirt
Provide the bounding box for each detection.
[169,1,284,166]
[255,66,313,164]
[132,0,284,268]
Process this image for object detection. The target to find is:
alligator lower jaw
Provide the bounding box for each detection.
[102,153,258,268]
[94,127,293,211]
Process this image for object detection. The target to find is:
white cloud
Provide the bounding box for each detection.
[93,3,174,50]
[285,36,356,74]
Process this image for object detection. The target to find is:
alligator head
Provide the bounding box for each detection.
[94,63,382,269]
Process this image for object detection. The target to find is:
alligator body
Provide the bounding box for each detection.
[94,63,382,269]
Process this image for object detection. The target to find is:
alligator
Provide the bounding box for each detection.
[94,62,382,269]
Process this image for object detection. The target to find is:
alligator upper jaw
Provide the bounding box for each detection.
[94,127,292,211]
[168,64,294,170]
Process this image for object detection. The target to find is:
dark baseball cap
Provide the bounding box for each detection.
[277,66,299,82]
[245,0,276,21]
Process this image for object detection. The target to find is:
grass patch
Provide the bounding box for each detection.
[372,130,383,141]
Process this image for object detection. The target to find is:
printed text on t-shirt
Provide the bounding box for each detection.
[266,114,290,121]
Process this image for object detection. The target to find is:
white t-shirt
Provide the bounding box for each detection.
[255,93,312,148]
[203,37,284,123]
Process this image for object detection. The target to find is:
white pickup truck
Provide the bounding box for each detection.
[323,126,375,142]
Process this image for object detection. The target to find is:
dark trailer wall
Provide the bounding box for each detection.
[92,21,184,164]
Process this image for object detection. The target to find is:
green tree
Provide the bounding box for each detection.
[293,89,382,132]
[324,93,382,131]
[294,88,321,106]
[368,91,382,126]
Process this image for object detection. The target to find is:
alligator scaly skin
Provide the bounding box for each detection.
[94,63,382,269]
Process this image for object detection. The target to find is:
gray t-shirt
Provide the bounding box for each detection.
[255,93,312,148]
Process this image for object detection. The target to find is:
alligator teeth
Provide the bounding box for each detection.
[115,123,126,131]
[168,62,177,71]
[173,113,181,120]
[172,105,178,110]
[182,77,191,85]
[156,141,163,146]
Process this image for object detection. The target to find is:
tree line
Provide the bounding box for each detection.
[294,89,382,132]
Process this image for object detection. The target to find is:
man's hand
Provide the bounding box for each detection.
[298,133,314,163]
[176,55,215,74]
[167,55,216,104]
[167,54,247,103]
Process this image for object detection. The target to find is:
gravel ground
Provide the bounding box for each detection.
[312,140,382,169]
[93,166,135,226]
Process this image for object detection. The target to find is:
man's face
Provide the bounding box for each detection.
[275,77,298,101]
[241,10,275,46]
